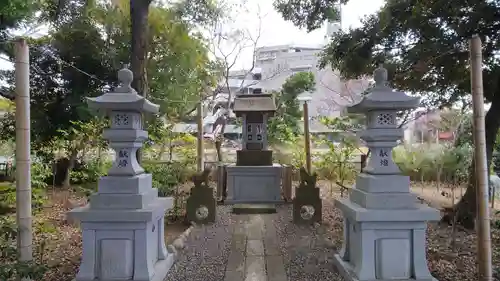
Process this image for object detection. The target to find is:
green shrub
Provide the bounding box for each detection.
[144,161,194,196]
[315,140,358,183]
[0,182,46,215]
[0,161,50,215]
[393,144,472,183]
[31,161,52,189]
[0,217,48,281]
[70,158,112,184]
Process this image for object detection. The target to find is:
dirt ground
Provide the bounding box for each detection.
[13,181,500,281]
[26,189,190,281]
[314,180,500,281]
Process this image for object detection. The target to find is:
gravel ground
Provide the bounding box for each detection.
[165,202,345,281]
[273,203,344,281]
[164,205,234,281]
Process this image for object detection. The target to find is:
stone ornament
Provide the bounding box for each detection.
[67,66,175,281]
[225,93,282,207]
[293,167,322,224]
[333,64,439,281]
[186,169,216,225]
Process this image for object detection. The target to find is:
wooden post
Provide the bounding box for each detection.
[469,34,493,281]
[303,102,312,173]
[196,102,204,172]
[15,38,33,280]
[282,165,293,201]
[360,154,367,172]
[492,183,496,209]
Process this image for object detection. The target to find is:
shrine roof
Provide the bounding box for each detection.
[232,94,276,113]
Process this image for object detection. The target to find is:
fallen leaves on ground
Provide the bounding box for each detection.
[316,180,500,281]
[17,181,500,281]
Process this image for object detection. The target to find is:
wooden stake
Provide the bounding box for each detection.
[469,34,493,281]
[15,38,33,281]
[303,102,312,173]
[196,102,204,172]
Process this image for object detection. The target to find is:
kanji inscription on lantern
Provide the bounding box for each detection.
[379,149,389,167]
[117,149,129,168]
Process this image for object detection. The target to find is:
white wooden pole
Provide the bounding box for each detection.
[469,34,492,281]
[15,38,33,279]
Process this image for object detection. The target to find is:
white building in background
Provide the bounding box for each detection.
[175,16,372,137]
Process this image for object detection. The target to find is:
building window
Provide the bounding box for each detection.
[252,88,262,94]
[247,124,252,133]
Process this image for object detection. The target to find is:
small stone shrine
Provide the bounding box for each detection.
[185,169,216,225]
[293,167,322,224]
[67,67,175,281]
[333,65,439,281]
[225,93,282,206]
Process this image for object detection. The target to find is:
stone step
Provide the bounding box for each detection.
[232,204,277,214]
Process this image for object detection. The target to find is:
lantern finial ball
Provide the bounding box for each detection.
[374,64,388,86]
[117,67,134,90]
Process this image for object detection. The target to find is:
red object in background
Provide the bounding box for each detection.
[438,131,454,141]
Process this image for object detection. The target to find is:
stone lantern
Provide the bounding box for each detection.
[68,67,175,281]
[333,65,439,281]
[225,93,282,207]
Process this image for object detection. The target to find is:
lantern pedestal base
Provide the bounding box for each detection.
[225,164,282,204]
[68,195,175,281]
[333,197,439,281]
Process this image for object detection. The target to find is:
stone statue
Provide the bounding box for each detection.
[293,167,322,224]
[185,168,216,225]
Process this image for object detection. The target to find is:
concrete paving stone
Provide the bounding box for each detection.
[247,230,264,240]
[234,224,249,236]
[224,270,245,281]
[231,234,247,251]
[226,250,246,272]
[246,239,265,256]
[264,237,281,256]
[245,217,265,240]
[245,256,267,281]
[266,255,287,281]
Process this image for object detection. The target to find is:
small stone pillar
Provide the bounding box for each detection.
[68,67,175,281]
[333,65,440,281]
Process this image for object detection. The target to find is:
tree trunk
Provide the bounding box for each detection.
[62,149,78,188]
[130,0,152,165]
[215,140,223,162]
[444,96,500,229]
[130,0,151,96]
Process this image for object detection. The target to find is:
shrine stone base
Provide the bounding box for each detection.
[68,175,175,281]
[225,164,282,204]
[333,198,439,281]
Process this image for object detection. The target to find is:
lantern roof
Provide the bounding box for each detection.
[347,65,420,113]
[87,67,159,114]
[232,93,276,115]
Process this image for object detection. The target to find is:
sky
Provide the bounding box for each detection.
[0,0,385,72]
[229,0,385,69]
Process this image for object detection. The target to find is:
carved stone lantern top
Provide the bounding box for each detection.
[347,65,420,114]
[86,67,159,114]
[232,93,276,117]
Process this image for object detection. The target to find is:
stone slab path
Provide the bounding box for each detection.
[164,204,344,281]
[225,212,286,281]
